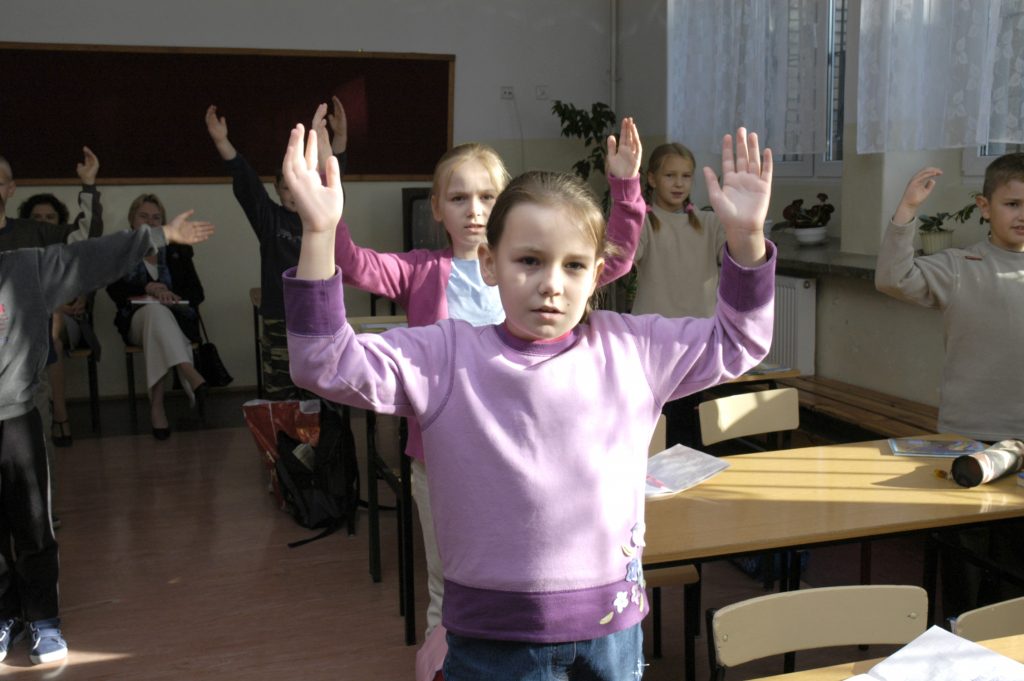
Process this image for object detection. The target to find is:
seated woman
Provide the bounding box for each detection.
[18,175,103,447]
[106,194,207,439]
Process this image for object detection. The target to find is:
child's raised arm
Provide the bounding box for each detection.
[205,105,238,161]
[329,95,348,154]
[605,116,641,179]
[703,127,771,267]
[76,146,99,186]
[892,167,942,225]
[284,125,343,281]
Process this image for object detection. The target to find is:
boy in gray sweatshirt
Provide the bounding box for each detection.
[0,198,213,666]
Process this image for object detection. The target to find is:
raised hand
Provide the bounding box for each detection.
[310,102,333,171]
[205,105,228,142]
[893,167,942,225]
[329,95,348,153]
[605,117,642,179]
[163,209,216,245]
[76,146,99,186]
[284,124,343,235]
[703,127,772,266]
[205,105,237,160]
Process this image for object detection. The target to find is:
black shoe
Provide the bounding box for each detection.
[51,420,72,448]
[194,383,209,422]
[152,427,171,440]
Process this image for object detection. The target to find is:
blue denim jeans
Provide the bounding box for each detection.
[444,624,644,681]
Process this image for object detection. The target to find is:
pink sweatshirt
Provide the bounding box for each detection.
[334,175,646,459]
[284,243,775,643]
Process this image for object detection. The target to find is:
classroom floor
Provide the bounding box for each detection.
[4,389,933,679]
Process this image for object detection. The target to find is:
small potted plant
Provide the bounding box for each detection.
[917,195,985,255]
[782,193,835,245]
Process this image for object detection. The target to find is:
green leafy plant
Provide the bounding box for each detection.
[918,194,986,233]
[782,193,835,228]
[551,100,617,182]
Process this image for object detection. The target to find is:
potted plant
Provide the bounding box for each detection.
[917,195,985,255]
[782,193,835,245]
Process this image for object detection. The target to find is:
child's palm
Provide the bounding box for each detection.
[605,117,641,179]
[705,128,772,234]
[284,125,344,233]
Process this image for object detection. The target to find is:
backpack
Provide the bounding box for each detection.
[274,403,360,547]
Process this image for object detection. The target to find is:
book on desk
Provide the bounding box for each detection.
[645,444,729,498]
[887,437,985,458]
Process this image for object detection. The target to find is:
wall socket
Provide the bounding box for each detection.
[500,86,514,100]
[535,85,549,100]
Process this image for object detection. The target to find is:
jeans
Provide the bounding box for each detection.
[444,624,644,681]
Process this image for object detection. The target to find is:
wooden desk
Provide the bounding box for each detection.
[348,315,415,645]
[644,438,1024,681]
[748,633,1024,680]
[645,438,1024,569]
[728,366,801,385]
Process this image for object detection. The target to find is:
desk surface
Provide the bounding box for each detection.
[748,634,1024,680]
[644,438,1024,566]
[349,315,408,334]
[729,366,801,384]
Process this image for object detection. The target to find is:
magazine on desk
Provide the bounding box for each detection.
[844,625,1024,681]
[645,444,729,498]
[887,437,986,458]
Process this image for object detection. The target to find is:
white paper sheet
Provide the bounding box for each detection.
[645,444,729,498]
[845,626,1024,681]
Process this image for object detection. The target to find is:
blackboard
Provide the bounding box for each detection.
[0,43,453,184]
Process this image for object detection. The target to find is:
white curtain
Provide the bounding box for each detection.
[858,0,1024,153]
[667,0,823,157]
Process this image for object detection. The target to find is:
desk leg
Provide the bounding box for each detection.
[367,410,382,583]
[924,533,938,625]
[253,305,264,399]
[401,451,416,645]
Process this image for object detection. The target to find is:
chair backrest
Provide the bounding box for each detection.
[649,414,667,456]
[951,595,1024,642]
[698,387,799,447]
[708,585,928,675]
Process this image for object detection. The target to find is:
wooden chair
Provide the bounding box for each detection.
[644,415,702,681]
[68,347,101,432]
[698,387,800,451]
[707,585,928,679]
[950,595,1024,641]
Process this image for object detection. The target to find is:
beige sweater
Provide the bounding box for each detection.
[632,206,726,318]
[875,220,1024,441]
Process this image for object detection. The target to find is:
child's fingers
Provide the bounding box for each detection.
[761,147,774,186]
[305,129,318,169]
[607,134,618,156]
[720,133,735,177]
[746,131,761,177]
[733,127,749,174]
[324,155,342,193]
[703,166,721,202]
[284,125,305,180]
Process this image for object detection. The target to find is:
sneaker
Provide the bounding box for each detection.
[28,618,66,665]
[0,618,24,662]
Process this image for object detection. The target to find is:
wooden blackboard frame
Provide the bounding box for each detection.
[0,42,454,184]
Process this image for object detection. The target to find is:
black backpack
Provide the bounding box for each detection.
[274,403,360,547]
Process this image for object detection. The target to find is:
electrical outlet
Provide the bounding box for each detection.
[535,85,549,100]
[500,86,514,100]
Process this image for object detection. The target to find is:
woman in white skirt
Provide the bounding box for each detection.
[106,194,208,439]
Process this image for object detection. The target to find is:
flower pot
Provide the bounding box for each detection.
[920,230,954,255]
[793,226,828,246]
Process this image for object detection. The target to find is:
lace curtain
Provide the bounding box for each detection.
[667,0,823,156]
[858,0,1024,153]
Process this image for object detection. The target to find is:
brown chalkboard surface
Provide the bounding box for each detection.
[0,43,453,184]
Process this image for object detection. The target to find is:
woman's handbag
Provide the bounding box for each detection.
[194,313,234,387]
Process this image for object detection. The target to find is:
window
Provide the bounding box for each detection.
[775,0,847,178]
[962,143,1024,178]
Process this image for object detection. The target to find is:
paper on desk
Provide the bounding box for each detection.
[844,625,1024,681]
[645,444,729,498]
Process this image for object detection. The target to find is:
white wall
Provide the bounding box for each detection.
[1,0,632,400]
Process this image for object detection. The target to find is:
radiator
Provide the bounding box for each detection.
[766,275,816,375]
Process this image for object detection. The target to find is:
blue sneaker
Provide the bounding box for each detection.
[0,618,24,662]
[28,618,66,665]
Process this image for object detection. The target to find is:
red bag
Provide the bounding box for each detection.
[242,399,321,508]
